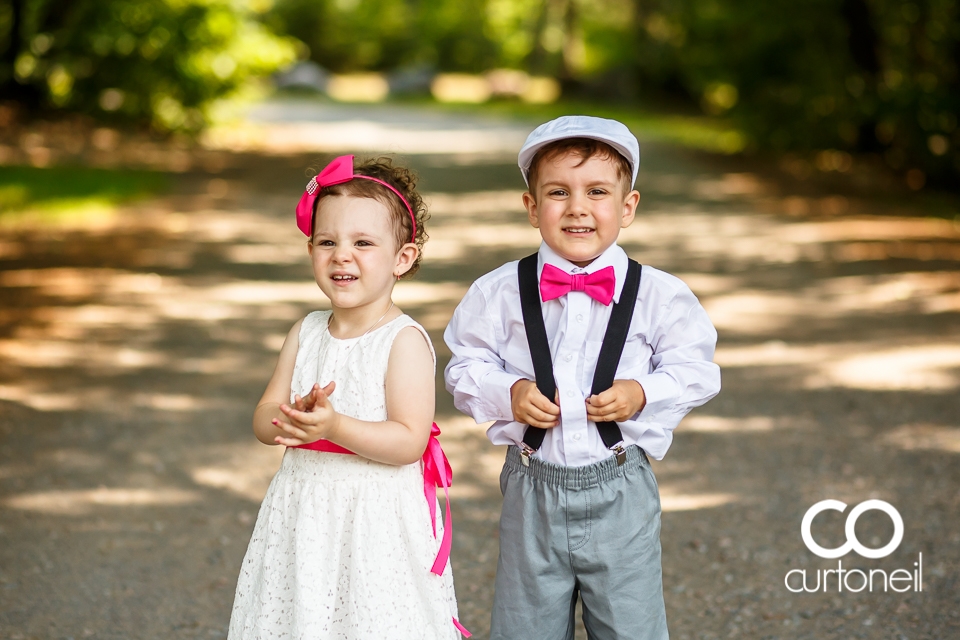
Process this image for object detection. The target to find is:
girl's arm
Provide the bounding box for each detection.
[252,319,303,445]
[274,326,435,465]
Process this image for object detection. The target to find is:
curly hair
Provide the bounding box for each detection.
[309,156,429,278]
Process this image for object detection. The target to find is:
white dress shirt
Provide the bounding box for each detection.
[443,242,721,465]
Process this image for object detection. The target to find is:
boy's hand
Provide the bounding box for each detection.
[586,380,646,423]
[273,381,340,446]
[511,379,560,428]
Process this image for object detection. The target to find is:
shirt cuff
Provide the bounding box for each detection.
[478,371,525,422]
[634,373,679,417]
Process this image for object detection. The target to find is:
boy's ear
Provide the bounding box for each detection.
[394,243,419,277]
[620,189,640,228]
[522,191,539,228]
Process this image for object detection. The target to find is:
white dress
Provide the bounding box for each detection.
[228,311,460,640]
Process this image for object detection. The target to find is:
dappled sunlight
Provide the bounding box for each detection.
[205,101,533,157]
[190,442,285,502]
[882,423,960,454]
[715,341,828,367]
[659,491,740,512]
[0,383,89,411]
[682,415,775,433]
[717,340,960,391]
[2,487,201,516]
[808,344,960,391]
[690,172,766,200]
[427,190,526,217]
[779,217,960,244]
[704,291,805,334]
[133,393,211,412]
[0,339,167,369]
[705,271,960,335]
[203,120,530,157]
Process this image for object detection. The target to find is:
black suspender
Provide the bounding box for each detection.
[516,253,642,466]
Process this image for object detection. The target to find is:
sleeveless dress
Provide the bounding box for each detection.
[228,311,460,640]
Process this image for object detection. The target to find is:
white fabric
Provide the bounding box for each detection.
[229,311,459,640]
[517,115,641,186]
[444,242,720,465]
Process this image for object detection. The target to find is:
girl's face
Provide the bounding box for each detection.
[308,196,416,313]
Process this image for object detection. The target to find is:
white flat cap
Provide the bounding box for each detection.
[518,115,641,187]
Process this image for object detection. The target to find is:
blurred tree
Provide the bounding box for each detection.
[0,0,298,131]
[1,0,957,183]
[269,0,497,73]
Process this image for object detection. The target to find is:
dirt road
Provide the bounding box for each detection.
[1,102,958,639]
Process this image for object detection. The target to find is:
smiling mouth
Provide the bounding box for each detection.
[331,274,358,282]
[563,227,595,234]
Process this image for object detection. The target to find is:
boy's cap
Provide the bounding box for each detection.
[518,115,641,187]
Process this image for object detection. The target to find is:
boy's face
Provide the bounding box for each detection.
[523,152,640,267]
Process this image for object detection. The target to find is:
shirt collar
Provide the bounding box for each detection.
[536,242,628,304]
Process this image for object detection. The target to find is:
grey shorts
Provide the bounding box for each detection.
[491,445,668,640]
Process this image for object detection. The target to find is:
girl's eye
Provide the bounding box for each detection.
[316,240,334,246]
[355,240,372,247]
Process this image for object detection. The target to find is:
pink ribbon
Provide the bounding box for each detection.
[295,154,416,241]
[539,263,616,305]
[422,422,454,576]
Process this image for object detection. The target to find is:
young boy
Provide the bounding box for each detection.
[444,115,721,639]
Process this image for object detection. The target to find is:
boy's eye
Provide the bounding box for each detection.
[589,188,608,196]
[355,240,373,247]
[548,189,568,197]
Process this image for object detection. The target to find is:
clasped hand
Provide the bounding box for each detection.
[272,381,340,446]
[511,379,646,428]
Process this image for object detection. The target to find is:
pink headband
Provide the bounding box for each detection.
[295,154,416,241]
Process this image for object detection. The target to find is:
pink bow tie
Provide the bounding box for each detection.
[539,263,616,305]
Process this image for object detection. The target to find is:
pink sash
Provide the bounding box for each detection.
[294,423,470,637]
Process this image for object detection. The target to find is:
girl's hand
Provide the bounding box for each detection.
[272,381,339,446]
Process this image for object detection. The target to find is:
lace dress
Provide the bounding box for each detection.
[228,311,460,640]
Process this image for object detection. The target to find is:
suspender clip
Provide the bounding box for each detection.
[611,443,627,466]
[520,444,536,467]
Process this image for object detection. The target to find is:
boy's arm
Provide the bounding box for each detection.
[620,284,720,421]
[443,283,524,423]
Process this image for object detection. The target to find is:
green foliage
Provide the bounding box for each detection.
[0,0,298,131]
[0,165,168,225]
[269,0,497,73]
[627,0,960,184]
[1,0,956,183]
[0,165,168,208]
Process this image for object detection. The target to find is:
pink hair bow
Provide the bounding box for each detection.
[295,154,416,241]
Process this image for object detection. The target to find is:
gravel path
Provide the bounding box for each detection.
[1,102,959,639]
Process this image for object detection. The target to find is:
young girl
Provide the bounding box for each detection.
[228,155,467,639]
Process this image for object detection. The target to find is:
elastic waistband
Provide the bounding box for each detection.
[504,445,649,489]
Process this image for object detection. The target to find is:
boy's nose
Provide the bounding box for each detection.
[567,193,589,215]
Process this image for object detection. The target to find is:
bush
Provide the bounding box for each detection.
[0,0,298,131]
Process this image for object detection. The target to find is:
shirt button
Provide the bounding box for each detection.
[573,432,582,441]
[564,354,573,362]
[566,390,574,398]
[576,314,584,323]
